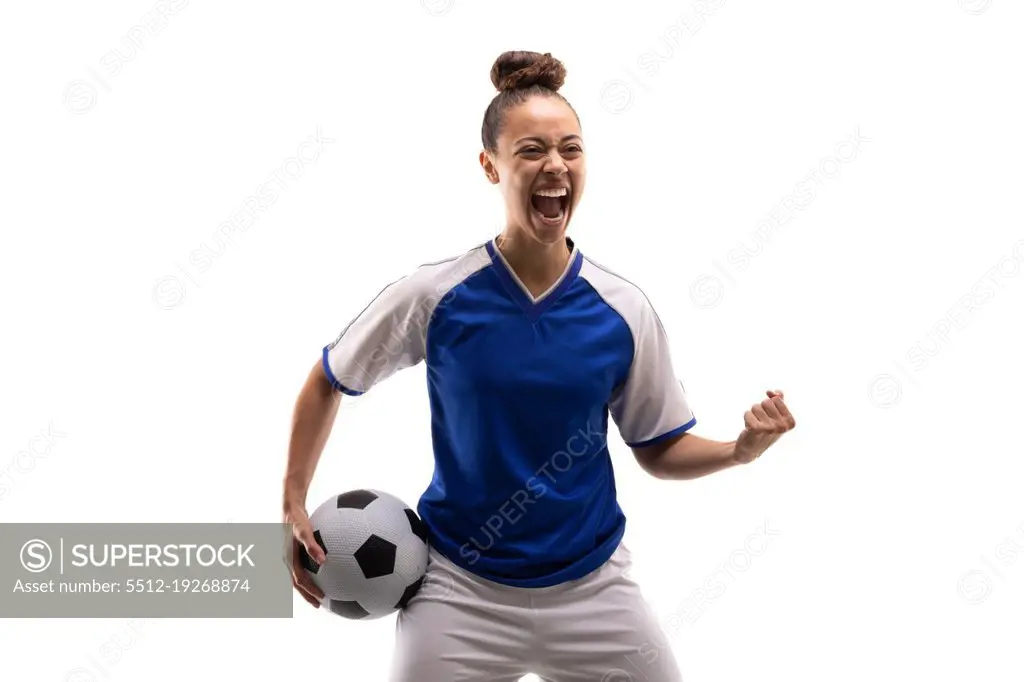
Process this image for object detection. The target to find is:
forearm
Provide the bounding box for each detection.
[636,432,739,480]
[283,363,341,509]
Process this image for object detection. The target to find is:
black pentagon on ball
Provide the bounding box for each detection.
[404,508,428,544]
[328,599,370,619]
[337,489,378,510]
[395,576,425,610]
[298,529,327,574]
[354,534,397,579]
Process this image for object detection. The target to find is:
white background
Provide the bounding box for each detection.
[2,0,1023,680]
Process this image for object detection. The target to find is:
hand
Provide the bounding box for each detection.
[284,503,327,608]
[733,390,796,464]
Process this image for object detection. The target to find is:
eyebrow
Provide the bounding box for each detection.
[515,135,582,146]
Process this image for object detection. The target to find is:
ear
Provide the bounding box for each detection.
[479,150,499,185]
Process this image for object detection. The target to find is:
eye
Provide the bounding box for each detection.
[564,145,583,153]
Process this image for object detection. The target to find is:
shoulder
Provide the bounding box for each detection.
[389,240,493,304]
[578,254,656,325]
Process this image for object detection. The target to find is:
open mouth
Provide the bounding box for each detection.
[530,187,570,226]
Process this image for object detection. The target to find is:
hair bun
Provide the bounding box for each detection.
[490,51,567,93]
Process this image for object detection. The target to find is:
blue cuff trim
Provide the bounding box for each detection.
[321,345,365,396]
[627,416,697,448]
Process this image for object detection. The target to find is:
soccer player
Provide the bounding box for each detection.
[284,50,796,682]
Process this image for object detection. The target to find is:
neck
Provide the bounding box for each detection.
[495,229,572,291]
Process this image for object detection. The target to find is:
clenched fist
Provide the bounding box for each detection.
[733,390,796,464]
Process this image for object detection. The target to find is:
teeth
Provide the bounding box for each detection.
[534,187,568,198]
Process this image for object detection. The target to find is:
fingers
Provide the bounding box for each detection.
[285,509,327,608]
[739,390,794,464]
[756,392,796,432]
[294,520,327,566]
[771,395,796,428]
[743,410,759,430]
[291,540,325,605]
[750,404,783,435]
[292,574,322,607]
[760,400,786,433]
[747,407,782,434]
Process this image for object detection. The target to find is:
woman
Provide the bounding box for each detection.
[283,50,796,682]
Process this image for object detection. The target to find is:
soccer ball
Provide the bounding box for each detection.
[299,489,429,619]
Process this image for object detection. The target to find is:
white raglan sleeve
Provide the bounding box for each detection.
[609,296,697,448]
[321,271,432,396]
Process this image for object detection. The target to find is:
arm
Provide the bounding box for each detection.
[282,360,341,513]
[286,264,431,509]
[632,390,796,481]
[282,265,433,609]
[632,431,738,481]
[283,360,340,607]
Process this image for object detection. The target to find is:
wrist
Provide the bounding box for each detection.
[726,440,745,465]
[282,489,307,515]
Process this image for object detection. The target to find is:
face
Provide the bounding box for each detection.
[480,96,586,246]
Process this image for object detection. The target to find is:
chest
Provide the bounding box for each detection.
[426,287,634,405]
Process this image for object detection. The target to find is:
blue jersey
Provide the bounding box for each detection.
[322,237,696,587]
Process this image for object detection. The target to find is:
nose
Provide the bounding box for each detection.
[542,151,569,176]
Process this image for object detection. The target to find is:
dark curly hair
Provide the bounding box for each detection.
[481,51,580,154]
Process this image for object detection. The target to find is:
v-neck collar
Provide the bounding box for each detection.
[486,236,583,321]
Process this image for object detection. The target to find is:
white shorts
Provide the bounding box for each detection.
[389,541,682,682]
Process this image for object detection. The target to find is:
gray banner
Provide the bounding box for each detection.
[1,523,293,618]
